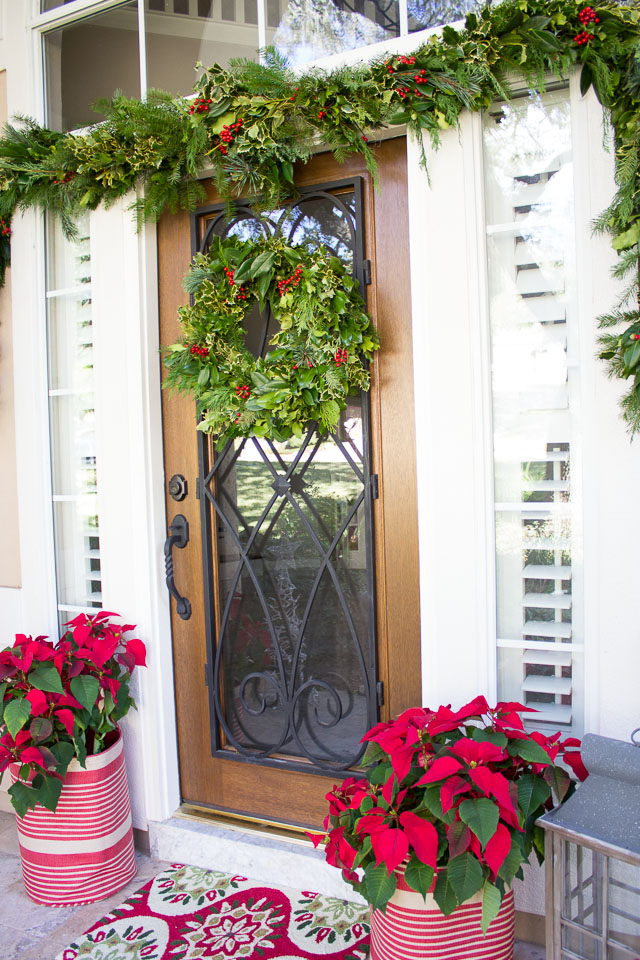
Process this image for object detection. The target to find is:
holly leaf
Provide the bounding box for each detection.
[404,854,435,899]
[4,698,31,738]
[481,881,502,934]
[363,862,397,912]
[29,663,64,694]
[447,852,484,905]
[612,222,640,252]
[459,797,499,850]
[70,675,100,713]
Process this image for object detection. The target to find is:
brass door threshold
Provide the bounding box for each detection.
[176,803,318,848]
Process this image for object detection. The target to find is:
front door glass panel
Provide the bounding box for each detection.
[195,182,377,773]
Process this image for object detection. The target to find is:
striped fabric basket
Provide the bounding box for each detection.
[370,866,515,960]
[9,731,137,906]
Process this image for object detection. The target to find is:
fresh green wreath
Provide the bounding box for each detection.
[163,235,379,444]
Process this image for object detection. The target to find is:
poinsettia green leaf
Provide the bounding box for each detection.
[433,868,459,916]
[507,738,551,765]
[7,779,37,818]
[50,739,75,775]
[32,773,63,812]
[29,663,64,694]
[4,698,31,738]
[498,836,526,886]
[517,773,551,820]
[481,881,503,934]
[29,717,53,743]
[458,798,499,850]
[542,764,572,803]
[471,728,508,748]
[364,862,397,912]
[404,854,435,899]
[0,681,6,722]
[70,675,101,713]
[447,852,484,905]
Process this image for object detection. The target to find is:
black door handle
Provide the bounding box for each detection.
[164,514,191,620]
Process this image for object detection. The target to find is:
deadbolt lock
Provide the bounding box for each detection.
[168,474,188,502]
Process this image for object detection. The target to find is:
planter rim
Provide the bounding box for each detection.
[9,726,123,780]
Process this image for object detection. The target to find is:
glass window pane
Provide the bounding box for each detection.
[270,0,401,68]
[41,1,77,9]
[44,2,140,131]
[145,0,259,96]
[53,500,102,610]
[408,0,479,31]
[483,90,583,735]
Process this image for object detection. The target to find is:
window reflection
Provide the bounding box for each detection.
[270,0,400,67]
[408,0,481,31]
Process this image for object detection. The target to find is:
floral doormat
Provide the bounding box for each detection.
[56,863,370,960]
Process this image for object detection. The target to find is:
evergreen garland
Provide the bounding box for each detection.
[163,235,379,443]
[0,0,638,429]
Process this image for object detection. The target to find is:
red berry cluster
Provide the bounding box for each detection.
[318,110,327,119]
[385,55,416,74]
[0,218,10,238]
[633,334,640,341]
[190,97,212,115]
[396,87,410,100]
[190,344,209,358]
[218,118,243,156]
[235,384,250,399]
[235,286,247,300]
[578,6,600,24]
[224,266,235,285]
[277,266,303,296]
[414,69,428,84]
[334,348,348,367]
[575,28,595,44]
[289,87,299,102]
[53,172,74,185]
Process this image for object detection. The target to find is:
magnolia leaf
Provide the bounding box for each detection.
[230,258,254,284]
[481,881,503,934]
[197,366,210,387]
[404,855,435,899]
[249,251,276,279]
[447,852,484,905]
[70,675,101,713]
[4,698,31,738]
[433,869,459,916]
[257,269,274,304]
[580,63,594,98]
[29,662,64,694]
[282,161,294,183]
[459,798,499,850]
[542,764,572,803]
[517,773,551,820]
[364,862,397,912]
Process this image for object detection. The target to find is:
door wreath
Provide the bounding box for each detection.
[163,235,379,443]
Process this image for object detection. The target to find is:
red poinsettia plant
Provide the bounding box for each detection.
[314,697,587,932]
[0,612,146,817]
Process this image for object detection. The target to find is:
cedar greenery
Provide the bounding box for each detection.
[163,235,379,442]
[0,0,638,428]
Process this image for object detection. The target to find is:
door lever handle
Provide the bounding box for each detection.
[164,514,192,620]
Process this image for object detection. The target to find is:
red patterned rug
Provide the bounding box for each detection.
[55,863,370,959]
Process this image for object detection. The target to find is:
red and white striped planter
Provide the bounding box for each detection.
[10,731,137,906]
[370,866,515,960]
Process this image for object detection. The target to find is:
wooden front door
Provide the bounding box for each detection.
[159,138,420,829]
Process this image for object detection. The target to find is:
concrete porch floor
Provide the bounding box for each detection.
[0,811,547,959]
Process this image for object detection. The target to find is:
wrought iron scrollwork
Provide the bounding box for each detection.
[196,180,377,774]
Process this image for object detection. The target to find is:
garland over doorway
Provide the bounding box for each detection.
[0,0,638,433]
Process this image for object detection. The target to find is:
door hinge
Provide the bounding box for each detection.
[370,474,379,500]
[376,681,385,707]
[363,259,372,285]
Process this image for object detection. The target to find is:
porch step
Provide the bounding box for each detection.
[148,813,365,904]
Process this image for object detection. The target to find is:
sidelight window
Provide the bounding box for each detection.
[483,89,584,736]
